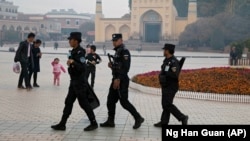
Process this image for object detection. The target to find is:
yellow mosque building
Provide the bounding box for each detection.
[95,0,197,43]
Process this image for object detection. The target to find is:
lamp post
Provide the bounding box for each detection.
[0,30,3,47]
[22,31,24,40]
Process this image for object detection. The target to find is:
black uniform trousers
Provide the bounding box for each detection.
[18,59,32,87]
[62,80,95,122]
[230,58,238,66]
[107,76,140,119]
[161,87,185,125]
[86,66,96,88]
[29,71,38,84]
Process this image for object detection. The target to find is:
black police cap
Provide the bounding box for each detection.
[68,32,82,42]
[112,33,123,41]
[162,43,175,50]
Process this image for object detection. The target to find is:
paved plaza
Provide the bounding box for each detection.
[0,47,250,141]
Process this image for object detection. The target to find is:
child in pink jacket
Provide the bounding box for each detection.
[51,58,66,86]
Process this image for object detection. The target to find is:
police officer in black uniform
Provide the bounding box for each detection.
[51,32,98,131]
[100,34,144,129]
[154,44,188,127]
[86,45,102,88]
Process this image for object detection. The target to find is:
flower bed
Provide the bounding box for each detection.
[132,67,250,95]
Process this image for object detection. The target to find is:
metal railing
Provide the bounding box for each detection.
[229,58,250,66]
[130,81,250,103]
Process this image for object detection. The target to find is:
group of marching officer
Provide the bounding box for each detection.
[51,32,188,132]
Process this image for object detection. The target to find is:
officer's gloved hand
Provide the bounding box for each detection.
[108,62,112,68]
[91,61,96,65]
[38,53,42,57]
[113,79,120,89]
[67,59,74,66]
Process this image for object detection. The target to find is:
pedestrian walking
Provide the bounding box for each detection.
[230,46,238,66]
[100,33,144,129]
[86,45,102,88]
[29,39,42,87]
[42,42,45,48]
[51,58,66,86]
[14,33,36,90]
[51,32,98,131]
[54,42,59,50]
[154,43,188,127]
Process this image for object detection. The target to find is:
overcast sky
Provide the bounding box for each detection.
[10,0,129,18]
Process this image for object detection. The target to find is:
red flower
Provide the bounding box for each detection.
[132,67,250,95]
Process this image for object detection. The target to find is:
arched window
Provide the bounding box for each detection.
[9,25,15,31]
[75,20,79,25]
[24,26,30,31]
[2,25,7,31]
[119,25,130,41]
[16,26,22,32]
[140,10,162,43]
[105,25,116,41]
[32,27,37,31]
[142,11,161,21]
[66,19,70,25]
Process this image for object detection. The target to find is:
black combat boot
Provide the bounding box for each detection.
[133,116,145,129]
[181,115,188,125]
[100,117,115,127]
[51,123,66,131]
[84,120,98,131]
[33,83,40,87]
[51,115,68,131]
[154,121,162,127]
[18,85,26,89]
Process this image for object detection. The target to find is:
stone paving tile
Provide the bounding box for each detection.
[0,52,250,141]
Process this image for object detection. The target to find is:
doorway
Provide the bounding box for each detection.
[144,23,161,43]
